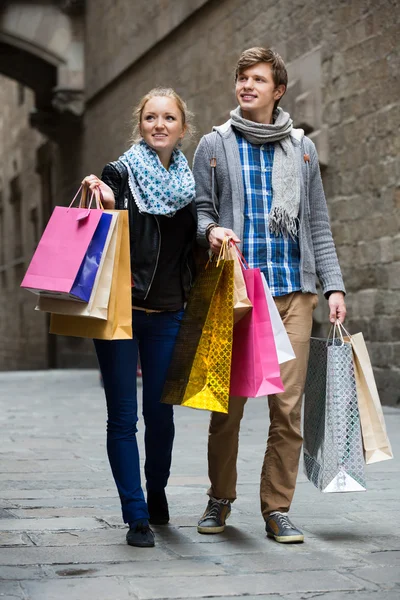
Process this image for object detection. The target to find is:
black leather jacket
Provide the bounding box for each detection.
[101,160,197,303]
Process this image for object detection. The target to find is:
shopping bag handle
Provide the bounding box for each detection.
[229,239,249,269]
[327,319,346,346]
[67,185,104,220]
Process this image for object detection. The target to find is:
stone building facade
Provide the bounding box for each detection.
[1,0,399,404]
[0,76,54,369]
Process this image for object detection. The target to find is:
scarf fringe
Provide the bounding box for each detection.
[269,207,299,240]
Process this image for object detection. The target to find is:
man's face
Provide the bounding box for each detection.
[235,62,285,118]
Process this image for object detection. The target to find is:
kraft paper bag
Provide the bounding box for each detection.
[50,210,132,340]
[345,330,393,464]
[226,244,252,324]
[36,212,119,320]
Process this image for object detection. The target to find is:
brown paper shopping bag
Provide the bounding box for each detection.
[220,240,252,324]
[346,330,393,464]
[50,210,132,340]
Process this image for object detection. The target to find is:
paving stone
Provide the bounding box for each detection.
[166,538,270,558]
[127,570,363,599]
[0,460,94,473]
[351,565,400,587]
[0,490,53,500]
[0,517,105,532]
[362,550,400,566]
[5,498,119,510]
[28,529,130,547]
[0,581,25,598]
[298,593,400,600]
[218,549,364,573]
[0,533,33,547]
[0,545,172,565]
[0,565,46,580]
[22,577,132,600]
[8,507,106,519]
[46,558,227,578]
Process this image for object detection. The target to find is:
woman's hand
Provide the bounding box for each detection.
[81,174,115,209]
[208,226,240,255]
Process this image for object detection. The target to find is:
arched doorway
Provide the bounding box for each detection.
[0,1,85,370]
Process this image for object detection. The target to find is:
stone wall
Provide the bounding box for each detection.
[0,76,50,370]
[82,0,400,404]
[0,0,399,403]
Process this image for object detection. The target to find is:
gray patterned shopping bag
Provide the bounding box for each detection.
[303,335,366,492]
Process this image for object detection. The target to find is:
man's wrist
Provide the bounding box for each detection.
[205,223,218,241]
[325,290,345,299]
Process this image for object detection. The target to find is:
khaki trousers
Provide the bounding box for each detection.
[207,291,318,519]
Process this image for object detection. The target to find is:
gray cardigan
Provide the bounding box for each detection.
[192,120,345,296]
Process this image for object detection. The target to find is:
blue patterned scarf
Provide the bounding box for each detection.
[119,141,195,216]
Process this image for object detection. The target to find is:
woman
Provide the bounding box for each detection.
[82,88,197,548]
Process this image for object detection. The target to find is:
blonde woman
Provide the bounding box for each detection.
[82,89,197,548]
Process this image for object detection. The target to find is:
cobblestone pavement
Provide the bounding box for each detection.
[0,370,399,600]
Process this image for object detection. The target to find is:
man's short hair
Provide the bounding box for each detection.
[234,47,288,90]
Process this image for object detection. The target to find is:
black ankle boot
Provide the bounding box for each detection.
[147,489,169,525]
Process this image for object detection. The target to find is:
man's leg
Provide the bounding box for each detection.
[261,292,317,541]
[198,396,247,533]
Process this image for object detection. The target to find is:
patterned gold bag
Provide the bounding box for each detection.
[162,257,234,414]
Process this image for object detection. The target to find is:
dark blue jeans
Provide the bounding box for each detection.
[94,308,183,524]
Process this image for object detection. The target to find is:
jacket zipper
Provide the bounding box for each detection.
[144,216,161,300]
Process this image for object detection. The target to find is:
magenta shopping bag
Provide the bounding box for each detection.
[21,189,112,302]
[230,267,284,397]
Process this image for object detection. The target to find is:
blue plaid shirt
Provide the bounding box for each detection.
[235,131,301,297]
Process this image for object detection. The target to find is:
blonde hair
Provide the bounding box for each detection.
[131,87,194,143]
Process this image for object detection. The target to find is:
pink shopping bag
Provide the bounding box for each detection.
[230,267,284,397]
[21,188,111,302]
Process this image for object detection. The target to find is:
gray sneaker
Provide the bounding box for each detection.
[265,512,304,543]
[197,497,231,534]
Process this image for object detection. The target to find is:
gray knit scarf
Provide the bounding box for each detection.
[230,106,300,238]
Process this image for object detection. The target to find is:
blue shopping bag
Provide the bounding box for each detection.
[69,211,113,302]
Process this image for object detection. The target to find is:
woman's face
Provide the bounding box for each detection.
[140,96,186,157]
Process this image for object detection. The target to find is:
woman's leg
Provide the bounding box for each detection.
[94,337,149,524]
[137,310,183,493]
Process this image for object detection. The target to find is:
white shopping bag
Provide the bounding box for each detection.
[260,273,296,364]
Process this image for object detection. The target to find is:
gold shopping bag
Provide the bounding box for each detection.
[162,257,234,414]
[50,210,132,340]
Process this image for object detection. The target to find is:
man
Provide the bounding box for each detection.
[192,47,346,543]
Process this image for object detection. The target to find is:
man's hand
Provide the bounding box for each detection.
[328,292,346,324]
[208,227,240,255]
